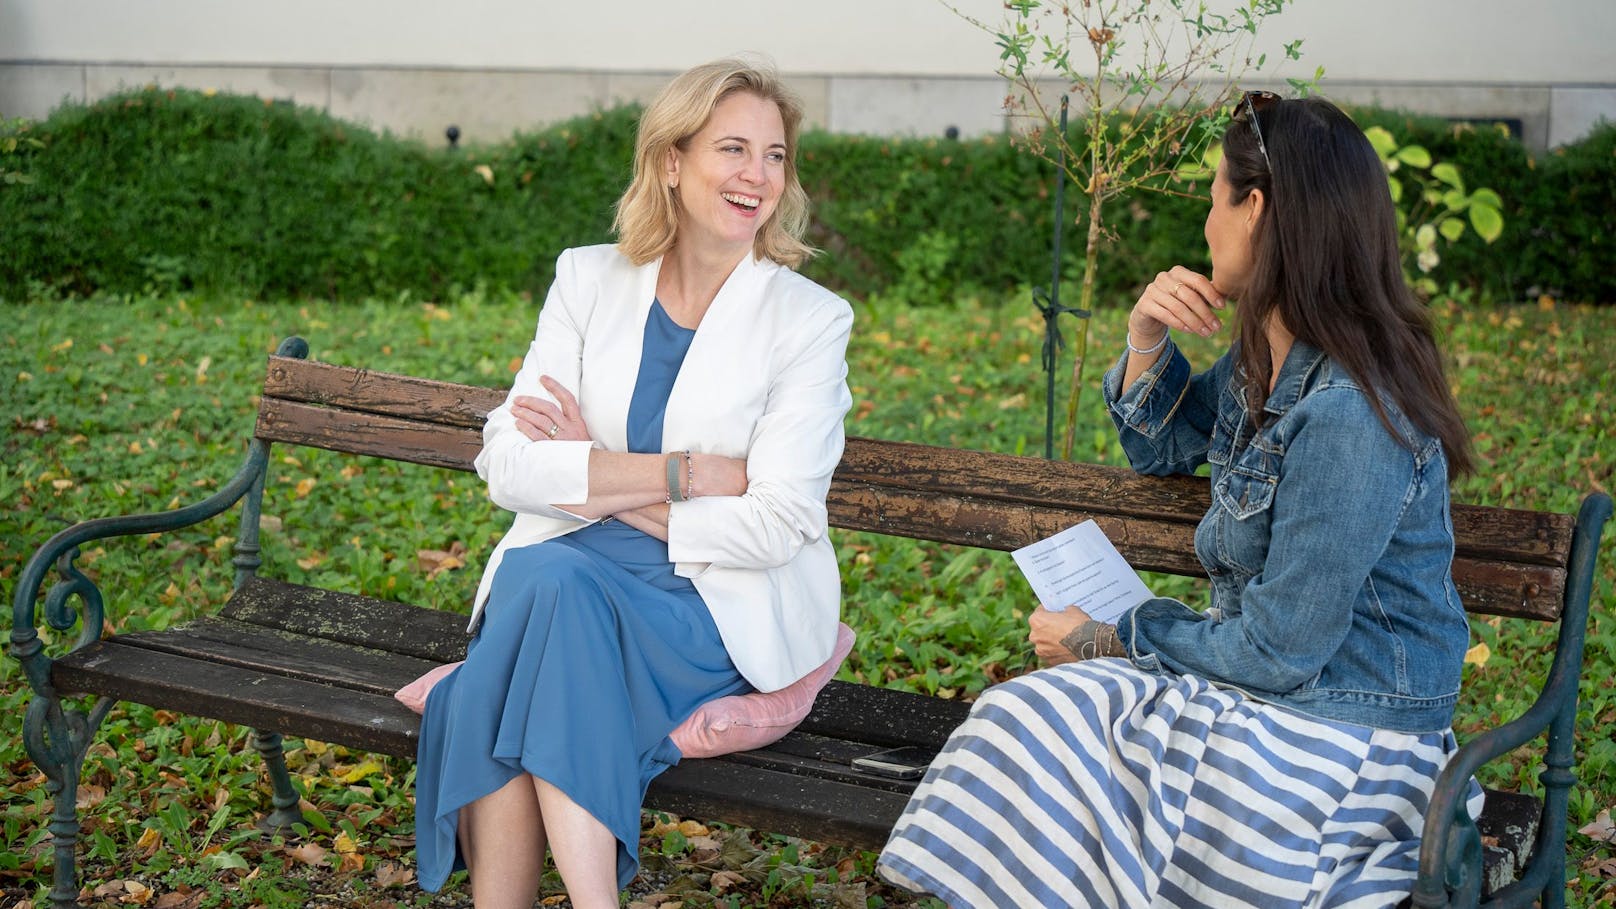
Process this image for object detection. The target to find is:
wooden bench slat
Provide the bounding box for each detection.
[646,758,909,852]
[54,640,422,756]
[801,680,971,750]
[257,397,482,470]
[829,483,1565,620]
[118,617,441,696]
[834,438,1574,567]
[264,355,505,429]
[222,577,470,663]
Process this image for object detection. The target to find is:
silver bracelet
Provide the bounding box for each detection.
[1126,329,1170,356]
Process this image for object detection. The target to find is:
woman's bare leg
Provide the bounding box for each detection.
[534,777,620,909]
[459,774,549,909]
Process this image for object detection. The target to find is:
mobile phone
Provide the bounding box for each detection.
[851,745,938,780]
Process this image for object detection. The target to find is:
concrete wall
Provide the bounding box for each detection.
[2,0,1612,149]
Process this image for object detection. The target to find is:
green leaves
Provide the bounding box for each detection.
[1365,123,1506,291]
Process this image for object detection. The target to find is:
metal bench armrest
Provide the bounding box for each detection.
[9,443,270,697]
[1413,492,1612,908]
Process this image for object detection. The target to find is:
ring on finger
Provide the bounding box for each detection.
[547,423,560,438]
[1169,281,1184,295]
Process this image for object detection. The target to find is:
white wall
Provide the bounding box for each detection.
[3,0,1612,147]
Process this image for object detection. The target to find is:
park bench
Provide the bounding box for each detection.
[12,336,1610,909]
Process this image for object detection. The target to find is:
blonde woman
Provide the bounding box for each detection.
[414,58,853,908]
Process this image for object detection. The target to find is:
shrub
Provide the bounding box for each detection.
[2,87,1612,305]
[0,88,631,301]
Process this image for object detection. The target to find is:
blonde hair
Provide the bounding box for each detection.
[613,58,815,268]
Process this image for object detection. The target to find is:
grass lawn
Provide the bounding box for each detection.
[3,289,1612,907]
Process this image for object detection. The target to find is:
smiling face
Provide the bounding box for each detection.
[666,91,787,260]
[1205,157,1261,297]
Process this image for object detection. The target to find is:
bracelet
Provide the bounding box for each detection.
[1126,329,1170,356]
[665,452,686,504]
[685,451,695,499]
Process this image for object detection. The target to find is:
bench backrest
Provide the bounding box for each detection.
[256,354,1575,622]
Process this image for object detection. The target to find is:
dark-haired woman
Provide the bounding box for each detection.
[877,95,1482,908]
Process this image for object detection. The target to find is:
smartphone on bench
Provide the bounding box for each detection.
[851,745,938,780]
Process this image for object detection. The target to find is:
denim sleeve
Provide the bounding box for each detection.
[1118,388,1420,691]
[1101,341,1228,476]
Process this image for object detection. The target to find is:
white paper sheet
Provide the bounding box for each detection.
[1011,519,1154,624]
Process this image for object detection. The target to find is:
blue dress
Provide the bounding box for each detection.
[415,300,752,891]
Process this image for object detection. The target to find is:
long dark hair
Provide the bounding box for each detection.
[1222,96,1474,477]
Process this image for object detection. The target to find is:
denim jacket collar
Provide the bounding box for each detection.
[1261,339,1329,419]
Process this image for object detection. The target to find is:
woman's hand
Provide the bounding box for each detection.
[1128,267,1226,350]
[1029,605,1094,667]
[513,376,592,442]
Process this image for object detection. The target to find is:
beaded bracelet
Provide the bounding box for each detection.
[1126,329,1170,356]
[685,451,695,499]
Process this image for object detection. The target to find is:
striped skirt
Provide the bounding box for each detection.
[877,660,1482,909]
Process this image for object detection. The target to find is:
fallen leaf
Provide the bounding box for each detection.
[1579,808,1615,842]
[338,760,385,783]
[417,541,468,578]
[295,477,317,498]
[288,843,329,866]
[1464,641,1490,668]
[76,783,106,808]
[710,870,746,892]
[154,891,204,909]
[375,861,415,887]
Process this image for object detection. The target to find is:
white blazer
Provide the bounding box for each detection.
[470,244,854,692]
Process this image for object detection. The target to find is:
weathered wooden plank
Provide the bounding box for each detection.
[646,757,909,851]
[222,577,471,663]
[256,398,483,470]
[827,483,1565,620]
[836,438,1211,522]
[798,680,971,750]
[256,358,1573,565]
[263,355,505,429]
[53,641,423,756]
[835,437,1574,567]
[118,617,440,696]
[827,482,1202,571]
[1448,504,1575,566]
[1449,558,1566,621]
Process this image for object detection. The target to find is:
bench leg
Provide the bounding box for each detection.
[251,730,305,830]
[22,693,112,909]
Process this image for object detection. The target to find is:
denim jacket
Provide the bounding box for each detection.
[1101,338,1470,733]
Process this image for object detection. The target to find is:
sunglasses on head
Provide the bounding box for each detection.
[1235,90,1281,173]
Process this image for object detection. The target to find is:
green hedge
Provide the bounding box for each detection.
[2,86,1612,304]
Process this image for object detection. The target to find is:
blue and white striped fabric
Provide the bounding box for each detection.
[878,659,1483,909]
